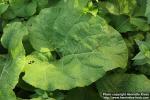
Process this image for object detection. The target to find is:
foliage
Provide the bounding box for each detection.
[0,0,150,100]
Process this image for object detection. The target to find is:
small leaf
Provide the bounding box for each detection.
[0,3,8,15]
[145,0,150,23]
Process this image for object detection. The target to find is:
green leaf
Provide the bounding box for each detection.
[109,15,136,32]
[0,55,6,74]
[35,0,61,11]
[100,0,137,15]
[0,3,8,15]
[2,0,37,19]
[36,0,48,9]
[31,98,55,100]
[130,17,150,31]
[99,0,149,32]
[64,87,101,100]
[0,22,28,99]
[0,55,16,100]
[124,33,144,59]
[136,64,150,75]
[23,3,128,91]
[48,0,61,7]
[133,34,150,65]
[132,0,147,17]
[96,73,150,97]
[145,0,150,23]
[107,14,149,32]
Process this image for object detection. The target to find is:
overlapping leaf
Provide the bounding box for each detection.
[0,1,8,15]
[0,22,28,100]
[145,0,150,23]
[133,34,150,65]
[23,0,128,91]
[2,0,37,19]
[64,87,101,100]
[99,0,150,32]
[96,73,150,97]
[99,0,136,15]
[0,0,148,99]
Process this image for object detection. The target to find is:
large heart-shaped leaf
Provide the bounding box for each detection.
[23,0,128,91]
